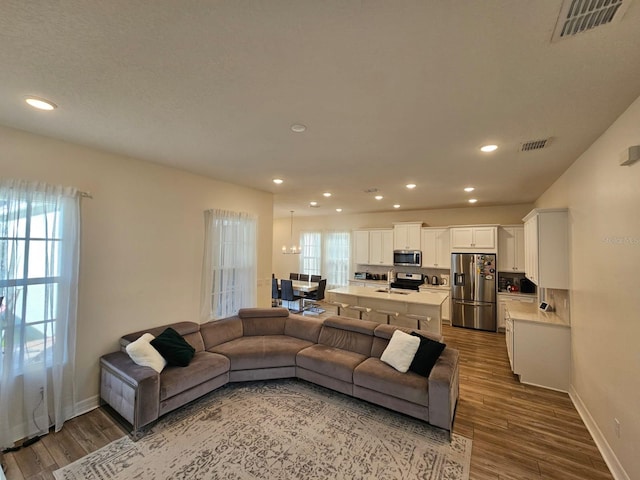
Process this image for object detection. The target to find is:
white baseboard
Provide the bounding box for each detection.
[74,395,100,417]
[569,386,629,480]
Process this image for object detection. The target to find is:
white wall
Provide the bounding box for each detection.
[0,125,273,407]
[272,203,533,280]
[535,95,640,480]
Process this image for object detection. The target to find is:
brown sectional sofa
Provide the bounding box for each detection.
[100,307,459,437]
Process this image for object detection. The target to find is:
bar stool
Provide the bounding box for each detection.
[345,305,372,320]
[327,301,348,316]
[376,309,399,325]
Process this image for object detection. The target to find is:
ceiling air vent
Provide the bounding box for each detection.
[551,0,633,42]
[520,139,549,152]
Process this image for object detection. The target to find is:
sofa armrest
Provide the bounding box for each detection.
[100,351,160,431]
[427,347,460,432]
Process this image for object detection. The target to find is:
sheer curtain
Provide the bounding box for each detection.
[200,209,257,321]
[323,231,350,288]
[0,179,80,448]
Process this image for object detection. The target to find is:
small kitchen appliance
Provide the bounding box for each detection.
[393,250,422,267]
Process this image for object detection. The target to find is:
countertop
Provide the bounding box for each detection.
[497,291,537,298]
[506,302,570,327]
[328,286,449,306]
[418,284,450,291]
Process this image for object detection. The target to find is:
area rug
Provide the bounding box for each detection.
[54,380,471,480]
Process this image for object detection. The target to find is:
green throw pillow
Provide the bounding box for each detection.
[150,327,196,367]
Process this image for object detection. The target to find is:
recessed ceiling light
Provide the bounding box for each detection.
[323,192,331,197]
[464,187,475,192]
[469,198,478,204]
[374,195,383,200]
[309,201,318,207]
[25,96,57,111]
[480,144,498,153]
[273,178,283,184]
[406,184,416,189]
[291,124,307,133]
[393,204,401,209]
[336,208,342,213]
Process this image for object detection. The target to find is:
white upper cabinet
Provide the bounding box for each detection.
[420,228,450,269]
[523,208,569,289]
[354,229,393,266]
[354,230,370,265]
[370,229,394,265]
[393,222,422,250]
[450,226,497,252]
[498,226,525,272]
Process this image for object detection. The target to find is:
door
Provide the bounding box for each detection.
[451,253,473,301]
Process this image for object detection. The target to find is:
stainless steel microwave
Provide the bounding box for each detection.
[393,250,422,267]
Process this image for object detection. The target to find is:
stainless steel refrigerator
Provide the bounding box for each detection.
[451,253,497,331]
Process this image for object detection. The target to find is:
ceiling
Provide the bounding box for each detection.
[2,1,640,218]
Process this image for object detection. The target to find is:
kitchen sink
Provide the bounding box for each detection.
[375,288,410,295]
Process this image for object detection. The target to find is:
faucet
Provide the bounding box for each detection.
[387,269,395,289]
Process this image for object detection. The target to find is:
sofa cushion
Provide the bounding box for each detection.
[121,322,204,353]
[151,328,196,367]
[240,309,288,336]
[318,317,376,356]
[296,344,367,383]
[353,357,429,407]
[159,351,229,401]
[380,330,420,373]
[201,317,243,349]
[409,332,446,377]
[284,314,324,343]
[125,333,166,373]
[209,335,313,370]
[371,324,443,358]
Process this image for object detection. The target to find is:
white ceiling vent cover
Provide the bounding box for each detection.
[520,139,550,152]
[552,0,633,42]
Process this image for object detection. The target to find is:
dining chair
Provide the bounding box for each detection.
[271,278,281,307]
[310,275,321,282]
[303,279,327,311]
[280,279,302,312]
[299,273,309,281]
[289,273,299,280]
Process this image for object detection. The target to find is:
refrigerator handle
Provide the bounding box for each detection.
[470,258,475,301]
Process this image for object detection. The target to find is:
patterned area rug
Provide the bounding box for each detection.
[54,380,471,480]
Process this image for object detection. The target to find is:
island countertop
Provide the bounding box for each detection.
[327,286,449,306]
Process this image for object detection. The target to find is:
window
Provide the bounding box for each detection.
[296,231,350,288]
[201,209,257,320]
[0,179,80,446]
[299,232,321,276]
[323,232,350,288]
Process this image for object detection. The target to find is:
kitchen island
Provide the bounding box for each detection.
[326,286,449,335]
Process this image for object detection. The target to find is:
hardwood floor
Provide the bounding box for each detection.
[3,306,613,479]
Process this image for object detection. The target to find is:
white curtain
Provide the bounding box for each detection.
[323,231,350,288]
[200,209,257,321]
[0,179,80,448]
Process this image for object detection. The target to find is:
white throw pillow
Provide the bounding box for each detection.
[125,333,167,373]
[380,330,421,373]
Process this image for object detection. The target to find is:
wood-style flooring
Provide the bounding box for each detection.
[2,304,613,480]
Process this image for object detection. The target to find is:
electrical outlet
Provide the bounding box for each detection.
[614,418,620,438]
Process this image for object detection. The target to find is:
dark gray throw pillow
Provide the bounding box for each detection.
[408,332,446,377]
[150,327,196,367]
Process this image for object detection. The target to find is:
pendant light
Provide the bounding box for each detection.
[282,210,301,254]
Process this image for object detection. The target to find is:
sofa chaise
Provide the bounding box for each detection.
[100,307,459,437]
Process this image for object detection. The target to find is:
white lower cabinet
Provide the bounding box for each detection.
[420,287,450,322]
[497,293,535,331]
[505,305,571,392]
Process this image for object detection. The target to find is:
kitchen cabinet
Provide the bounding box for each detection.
[450,226,497,251]
[354,229,393,266]
[497,293,535,331]
[393,222,422,250]
[505,303,571,392]
[523,209,569,288]
[498,226,525,272]
[420,228,450,269]
[420,286,450,322]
